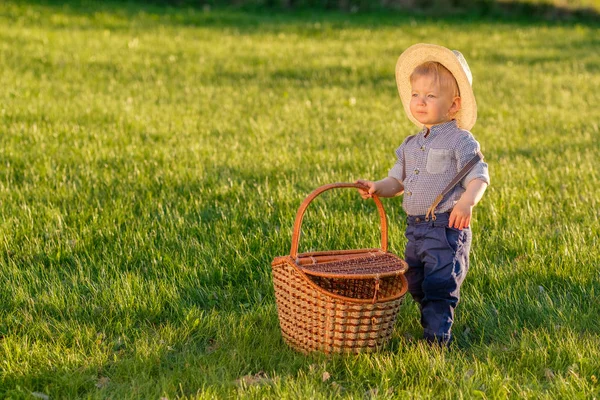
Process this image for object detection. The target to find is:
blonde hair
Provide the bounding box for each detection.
[410,61,460,98]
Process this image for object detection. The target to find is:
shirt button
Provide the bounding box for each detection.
[406,191,412,196]
[414,169,419,175]
[420,146,425,151]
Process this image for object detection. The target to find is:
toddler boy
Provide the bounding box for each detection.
[357,43,490,345]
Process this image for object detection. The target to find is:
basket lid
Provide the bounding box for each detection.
[299,252,408,279]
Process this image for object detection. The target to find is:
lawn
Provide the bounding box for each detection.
[0,1,599,398]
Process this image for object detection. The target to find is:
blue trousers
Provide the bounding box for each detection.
[404,212,472,344]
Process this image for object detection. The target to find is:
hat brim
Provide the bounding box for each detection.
[395,43,477,131]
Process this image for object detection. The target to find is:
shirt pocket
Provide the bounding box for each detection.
[426,149,453,174]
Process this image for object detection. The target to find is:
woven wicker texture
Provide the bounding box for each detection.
[300,252,407,278]
[271,183,409,354]
[272,258,407,354]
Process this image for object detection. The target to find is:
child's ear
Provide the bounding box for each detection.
[448,96,461,116]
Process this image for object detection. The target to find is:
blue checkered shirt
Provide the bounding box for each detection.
[388,120,490,216]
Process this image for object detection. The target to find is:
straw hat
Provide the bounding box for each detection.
[395,43,477,130]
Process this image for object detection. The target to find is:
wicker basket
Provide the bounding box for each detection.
[271,183,408,354]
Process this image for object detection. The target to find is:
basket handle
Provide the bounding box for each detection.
[290,182,388,259]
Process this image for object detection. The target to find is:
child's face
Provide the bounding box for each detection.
[409,74,460,129]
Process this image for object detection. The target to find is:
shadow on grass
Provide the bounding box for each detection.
[2,153,596,319]
[2,163,598,396]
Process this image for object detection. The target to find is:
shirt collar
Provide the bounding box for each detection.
[420,120,458,138]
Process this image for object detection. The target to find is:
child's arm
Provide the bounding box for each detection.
[355,177,404,199]
[449,178,488,230]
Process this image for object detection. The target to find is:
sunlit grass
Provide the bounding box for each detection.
[0,1,599,398]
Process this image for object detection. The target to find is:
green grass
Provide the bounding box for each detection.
[1,1,599,398]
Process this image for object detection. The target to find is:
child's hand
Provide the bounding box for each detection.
[449,199,473,230]
[355,179,377,199]
[449,178,488,230]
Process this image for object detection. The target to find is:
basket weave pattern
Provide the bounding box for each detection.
[304,253,407,300]
[273,258,406,354]
[271,183,409,354]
